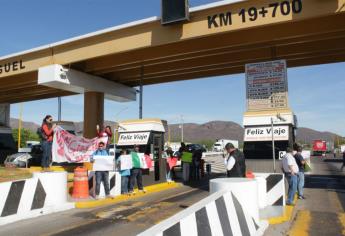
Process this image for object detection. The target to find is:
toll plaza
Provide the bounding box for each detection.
[0,0,345,235]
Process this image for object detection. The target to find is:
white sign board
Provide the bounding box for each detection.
[279,151,286,160]
[119,155,133,170]
[92,156,114,171]
[117,132,150,146]
[244,126,289,142]
[246,60,288,111]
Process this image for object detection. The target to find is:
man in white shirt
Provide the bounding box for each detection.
[281,147,299,205]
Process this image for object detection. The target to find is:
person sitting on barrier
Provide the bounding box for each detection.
[281,147,299,205]
[116,150,130,195]
[39,115,56,171]
[129,145,146,194]
[294,146,306,200]
[92,141,111,199]
[96,124,112,149]
[224,142,246,178]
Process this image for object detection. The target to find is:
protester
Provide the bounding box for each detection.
[341,151,345,171]
[224,143,246,177]
[117,150,130,195]
[192,149,203,180]
[96,125,113,148]
[40,115,56,171]
[282,147,299,205]
[294,146,306,199]
[181,145,193,182]
[92,141,111,199]
[129,145,145,193]
[165,147,178,182]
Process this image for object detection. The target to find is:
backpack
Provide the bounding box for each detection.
[37,126,47,140]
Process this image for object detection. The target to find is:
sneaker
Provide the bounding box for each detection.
[286,202,295,206]
[298,195,306,200]
[95,195,100,200]
[128,191,135,195]
[106,194,113,199]
[139,189,147,193]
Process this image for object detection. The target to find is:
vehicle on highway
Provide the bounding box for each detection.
[312,140,327,156]
[186,144,207,153]
[0,126,17,164]
[212,139,239,152]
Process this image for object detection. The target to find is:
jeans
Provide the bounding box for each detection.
[129,168,143,191]
[192,162,200,180]
[121,175,129,194]
[182,162,190,182]
[286,173,298,204]
[297,171,305,197]
[166,164,172,181]
[41,141,52,168]
[95,171,110,196]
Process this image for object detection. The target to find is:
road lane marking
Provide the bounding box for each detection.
[288,210,311,236]
[339,213,345,235]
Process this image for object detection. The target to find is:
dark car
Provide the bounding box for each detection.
[186,144,207,153]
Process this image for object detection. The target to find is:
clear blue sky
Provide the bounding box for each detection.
[2,0,345,135]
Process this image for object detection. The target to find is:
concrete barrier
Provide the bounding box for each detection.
[88,171,121,198]
[254,173,285,207]
[210,178,259,222]
[138,188,268,236]
[0,172,74,226]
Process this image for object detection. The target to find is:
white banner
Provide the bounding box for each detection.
[52,126,108,163]
[117,132,150,146]
[92,156,114,171]
[244,126,289,141]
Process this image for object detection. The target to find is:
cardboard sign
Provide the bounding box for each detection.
[92,156,114,171]
[119,155,133,170]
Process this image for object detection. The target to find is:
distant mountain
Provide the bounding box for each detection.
[9,118,341,144]
[10,118,40,131]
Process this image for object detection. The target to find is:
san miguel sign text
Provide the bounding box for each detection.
[0,60,25,74]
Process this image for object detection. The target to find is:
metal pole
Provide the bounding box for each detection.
[181,115,184,142]
[271,117,276,173]
[58,97,61,121]
[18,103,23,150]
[139,66,143,119]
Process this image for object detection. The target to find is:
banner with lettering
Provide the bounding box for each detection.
[117,132,150,146]
[52,126,108,163]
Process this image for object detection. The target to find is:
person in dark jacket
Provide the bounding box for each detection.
[294,146,306,199]
[224,143,246,177]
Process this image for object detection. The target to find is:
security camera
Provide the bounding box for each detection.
[60,68,69,73]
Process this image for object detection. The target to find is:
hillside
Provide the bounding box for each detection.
[9,118,341,144]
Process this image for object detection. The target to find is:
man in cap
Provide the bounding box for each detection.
[224,142,246,177]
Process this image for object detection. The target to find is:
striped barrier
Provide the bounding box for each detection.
[0,172,74,226]
[138,189,268,236]
[88,171,121,198]
[254,173,285,207]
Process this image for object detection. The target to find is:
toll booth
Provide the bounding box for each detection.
[243,111,297,159]
[116,119,167,186]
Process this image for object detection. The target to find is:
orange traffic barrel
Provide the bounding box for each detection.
[72,167,89,199]
[246,170,255,179]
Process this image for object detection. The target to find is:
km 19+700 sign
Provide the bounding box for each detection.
[245,60,288,111]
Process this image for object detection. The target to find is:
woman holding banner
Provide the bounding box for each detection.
[40,115,56,171]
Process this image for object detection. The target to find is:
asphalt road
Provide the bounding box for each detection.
[265,155,345,236]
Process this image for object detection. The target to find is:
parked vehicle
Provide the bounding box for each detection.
[341,145,345,154]
[212,139,239,152]
[312,140,327,156]
[0,126,17,164]
[4,144,43,167]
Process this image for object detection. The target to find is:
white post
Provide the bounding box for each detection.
[271,117,276,173]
